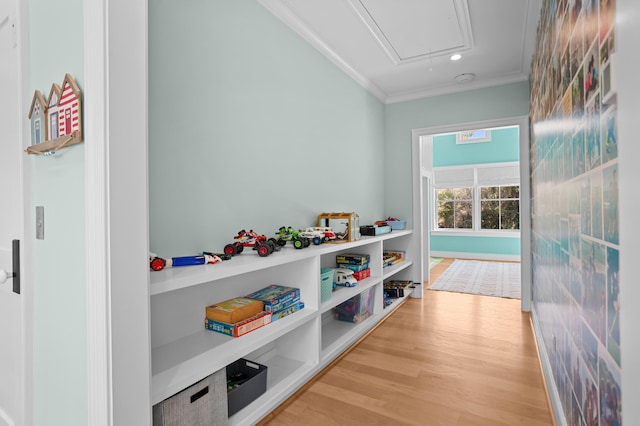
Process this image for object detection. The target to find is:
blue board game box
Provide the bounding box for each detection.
[245,285,301,312]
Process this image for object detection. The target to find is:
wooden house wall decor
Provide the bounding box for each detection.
[47,83,61,140]
[26,73,83,155]
[28,90,48,145]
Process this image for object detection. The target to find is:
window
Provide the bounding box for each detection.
[437,188,473,229]
[480,185,520,230]
[433,163,520,232]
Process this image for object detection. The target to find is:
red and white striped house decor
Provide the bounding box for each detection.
[26,73,83,155]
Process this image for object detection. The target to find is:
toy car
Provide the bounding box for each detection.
[333,268,358,287]
[298,227,338,245]
[269,226,310,249]
[224,229,276,257]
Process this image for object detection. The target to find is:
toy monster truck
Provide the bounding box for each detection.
[269,226,310,249]
[298,227,338,245]
[224,229,276,257]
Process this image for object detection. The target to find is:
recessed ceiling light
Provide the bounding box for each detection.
[450,54,462,61]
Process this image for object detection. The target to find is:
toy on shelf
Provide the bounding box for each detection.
[381,216,406,230]
[149,253,221,271]
[298,227,337,245]
[317,212,360,242]
[224,229,277,257]
[269,226,310,249]
[333,268,358,287]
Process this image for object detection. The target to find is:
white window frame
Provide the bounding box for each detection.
[433,162,521,237]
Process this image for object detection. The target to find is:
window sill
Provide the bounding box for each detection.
[431,230,520,238]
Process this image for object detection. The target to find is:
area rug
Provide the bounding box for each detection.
[429,257,443,269]
[428,259,521,299]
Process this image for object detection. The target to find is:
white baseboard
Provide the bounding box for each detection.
[430,251,520,262]
[530,307,566,426]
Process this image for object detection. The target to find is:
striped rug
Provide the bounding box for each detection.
[428,259,521,299]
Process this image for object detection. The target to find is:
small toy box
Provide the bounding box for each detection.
[334,287,375,323]
[360,225,392,236]
[387,220,406,230]
[320,268,335,303]
[352,268,370,281]
[153,368,228,425]
[226,358,268,417]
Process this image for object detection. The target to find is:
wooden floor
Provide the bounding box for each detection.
[258,259,554,426]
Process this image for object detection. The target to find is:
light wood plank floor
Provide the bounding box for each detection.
[258,259,553,426]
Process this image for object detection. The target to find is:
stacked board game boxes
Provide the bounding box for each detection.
[245,284,304,322]
[204,285,304,338]
[383,249,405,268]
[335,253,371,281]
[204,297,272,338]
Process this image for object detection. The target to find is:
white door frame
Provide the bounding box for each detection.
[84,0,150,425]
[411,115,532,311]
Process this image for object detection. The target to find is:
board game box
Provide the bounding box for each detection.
[205,297,265,324]
[271,301,305,321]
[245,285,301,312]
[204,311,272,338]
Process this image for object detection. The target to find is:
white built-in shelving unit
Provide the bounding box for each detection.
[150,229,415,425]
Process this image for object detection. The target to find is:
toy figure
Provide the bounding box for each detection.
[149,253,221,271]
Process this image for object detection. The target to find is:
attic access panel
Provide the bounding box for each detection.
[349,0,474,64]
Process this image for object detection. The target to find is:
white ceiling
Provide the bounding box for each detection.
[258,0,542,104]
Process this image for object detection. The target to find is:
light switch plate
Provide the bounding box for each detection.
[36,206,44,240]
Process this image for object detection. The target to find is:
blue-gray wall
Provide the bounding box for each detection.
[148,0,386,256]
[29,0,87,424]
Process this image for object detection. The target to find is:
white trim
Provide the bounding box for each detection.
[430,251,520,262]
[257,0,388,103]
[530,307,566,426]
[17,0,32,422]
[84,0,112,425]
[412,115,531,312]
[431,230,520,238]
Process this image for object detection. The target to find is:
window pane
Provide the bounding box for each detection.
[453,187,472,200]
[501,200,520,229]
[437,201,454,228]
[500,185,520,199]
[437,188,453,201]
[455,201,473,228]
[481,200,500,229]
[481,186,498,199]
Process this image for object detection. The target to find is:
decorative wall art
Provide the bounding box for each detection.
[530,0,620,424]
[26,73,82,155]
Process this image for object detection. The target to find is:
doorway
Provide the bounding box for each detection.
[411,116,531,311]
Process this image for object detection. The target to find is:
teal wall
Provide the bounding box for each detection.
[433,126,520,167]
[29,0,87,424]
[383,81,530,228]
[430,126,521,258]
[148,0,386,256]
[431,235,520,256]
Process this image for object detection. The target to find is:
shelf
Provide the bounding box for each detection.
[319,275,380,314]
[320,313,379,362]
[150,230,413,296]
[151,308,316,404]
[382,260,413,280]
[228,354,315,426]
[149,229,416,422]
